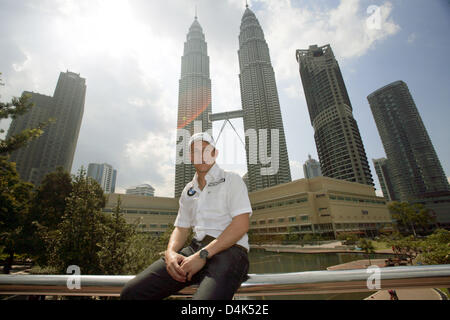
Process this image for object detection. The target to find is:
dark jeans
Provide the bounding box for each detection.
[120,239,249,300]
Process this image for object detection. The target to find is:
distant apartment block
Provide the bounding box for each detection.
[296,45,373,186]
[7,71,86,185]
[373,158,397,201]
[303,155,323,179]
[87,163,117,194]
[368,81,449,201]
[126,184,155,197]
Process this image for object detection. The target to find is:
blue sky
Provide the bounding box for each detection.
[0,0,449,197]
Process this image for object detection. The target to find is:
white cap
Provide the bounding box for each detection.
[188,132,216,148]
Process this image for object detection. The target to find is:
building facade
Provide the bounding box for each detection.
[238,6,292,192]
[373,158,397,201]
[103,176,393,238]
[248,176,392,238]
[7,71,86,185]
[303,154,322,179]
[104,194,178,236]
[368,80,449,201]
[174,15,212,197]
[296,45,373,186]
[87,163,117,194]
[126,184,155,197]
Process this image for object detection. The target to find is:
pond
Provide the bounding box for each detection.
[241,249,393,300]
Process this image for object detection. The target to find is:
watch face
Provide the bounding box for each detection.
[200,249,208,259]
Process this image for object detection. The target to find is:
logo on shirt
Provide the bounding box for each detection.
[187,187,197,197]
[207,178,225,187]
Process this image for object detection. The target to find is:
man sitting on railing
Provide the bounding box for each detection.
[120,132,252,300]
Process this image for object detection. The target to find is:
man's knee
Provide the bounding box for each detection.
[120,280,137,300]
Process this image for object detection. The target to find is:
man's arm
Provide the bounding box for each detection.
[180,214,249,281]
[166,226,190,253]
[165,227,190,282]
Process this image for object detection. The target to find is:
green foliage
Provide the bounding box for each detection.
[385,234,423,265]
[302,233,313,243]
[0,156,34,273]
[27,167,73,265]
[337,232,360,245]
[357,238,376,265]
[416,229,450,265]
[48,168,107,274]
[98,196,135,275]
[285,227,300,242]
[389,201,435,237]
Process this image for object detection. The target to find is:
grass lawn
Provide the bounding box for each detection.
[369,240,391,251]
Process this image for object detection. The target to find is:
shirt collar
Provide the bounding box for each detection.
[192,162,223,189]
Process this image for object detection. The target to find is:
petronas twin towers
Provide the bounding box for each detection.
[175,6,292,197]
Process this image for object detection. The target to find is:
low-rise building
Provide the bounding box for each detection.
[126,184,155,197]
[103,176,394,238]
[248,176,393,238]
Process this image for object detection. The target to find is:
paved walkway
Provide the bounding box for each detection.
[365,288,443,300]
[327,259,386,270]
[325,260,445,300]
[252,244,395,255]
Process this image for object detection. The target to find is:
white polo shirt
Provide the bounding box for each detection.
[174,162,253,251]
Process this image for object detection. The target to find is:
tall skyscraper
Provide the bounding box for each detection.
[368,81,449,201]
[87,163,117,194]
[174,15,212,197]
[296,44,373,186]
[7,71,86,185]
[373,157,397,201]
[238,5,292,192]
[303,154,322,179]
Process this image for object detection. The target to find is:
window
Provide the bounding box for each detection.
[289,217,297,222]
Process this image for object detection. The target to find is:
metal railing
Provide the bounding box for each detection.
[1,264,449,297]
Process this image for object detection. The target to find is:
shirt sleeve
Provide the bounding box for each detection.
[227,173,253,218]
[174,189,192,228]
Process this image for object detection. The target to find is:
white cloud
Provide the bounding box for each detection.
[289,160,304,180]
[123,130,176,197]
[407,33,417,44]
[0,0,401,197]
[12,51,31,72]
[256,0,400,81]
[284,84,303,100]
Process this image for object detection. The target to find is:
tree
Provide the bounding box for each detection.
[48,168,107,274]
[389,202,435,237]
[416,229,450,265]
[0,157,34,273]
[337,232,359,245]
[98,196,135,275]
[357,238,376,266]
[386,235,423,265]
[285,227,300,243]
[27,167,73,266]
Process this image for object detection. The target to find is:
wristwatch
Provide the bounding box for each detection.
[199,249,209,260]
